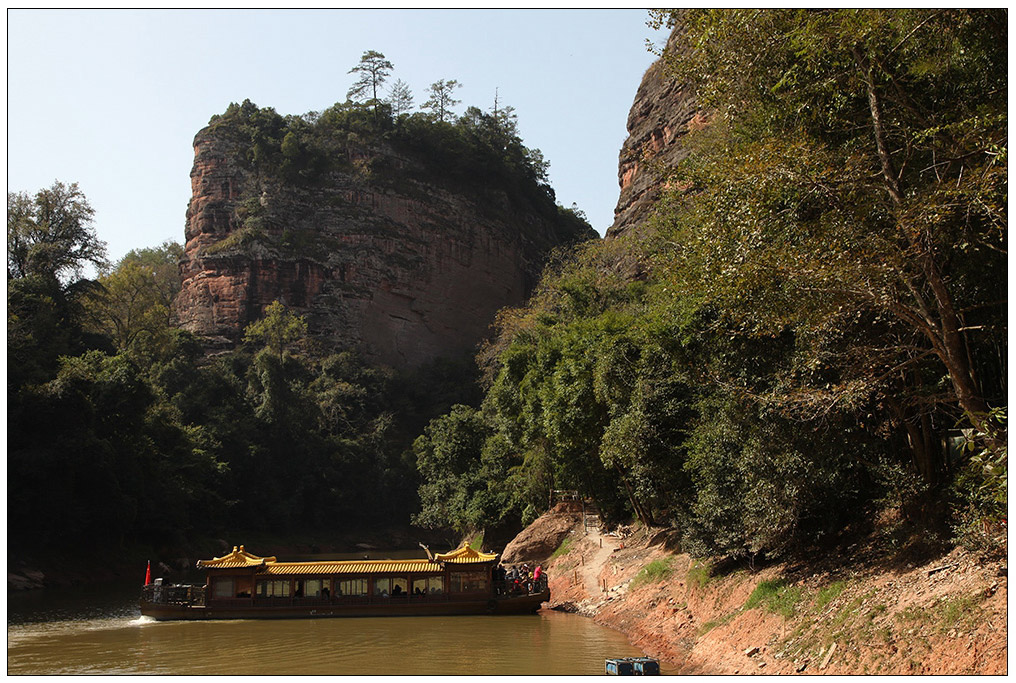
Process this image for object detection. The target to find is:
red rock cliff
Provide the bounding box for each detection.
[608,29,703,239]
[174,115,594,367]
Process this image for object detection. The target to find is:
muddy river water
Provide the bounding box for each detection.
[8,580,673,675]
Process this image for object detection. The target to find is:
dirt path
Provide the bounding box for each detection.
[579,529,618,597]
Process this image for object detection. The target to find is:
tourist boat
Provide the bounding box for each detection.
[140,544,549,620]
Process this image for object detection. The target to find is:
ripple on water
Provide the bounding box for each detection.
[9,587,665,675]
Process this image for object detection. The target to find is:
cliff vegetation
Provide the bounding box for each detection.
[413,10,1007,569]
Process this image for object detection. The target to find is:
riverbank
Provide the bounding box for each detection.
[527,506,1006,675]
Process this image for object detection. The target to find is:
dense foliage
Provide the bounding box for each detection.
[414,9,1007,560]
[9,264,479,550]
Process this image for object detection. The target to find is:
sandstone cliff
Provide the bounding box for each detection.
[608,29,703,239]
[174,102,595,367]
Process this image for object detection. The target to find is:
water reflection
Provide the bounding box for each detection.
[9,583,671,675]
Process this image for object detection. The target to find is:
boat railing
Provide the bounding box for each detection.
[142,583,206,607]
[493,575,548,598]
[144,577,545,609]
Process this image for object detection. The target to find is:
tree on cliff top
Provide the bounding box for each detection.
[348,50,394,121]
[422,79,462,123]
[387,79,415,118]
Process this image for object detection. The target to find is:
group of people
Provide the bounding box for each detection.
[494,562,544,595]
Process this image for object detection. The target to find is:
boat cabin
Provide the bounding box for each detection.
[197,545,498,608]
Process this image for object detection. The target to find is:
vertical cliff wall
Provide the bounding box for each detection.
[174,106,595,367]
[608,29,703,239]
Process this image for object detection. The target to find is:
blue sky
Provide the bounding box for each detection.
[8,9,668,264]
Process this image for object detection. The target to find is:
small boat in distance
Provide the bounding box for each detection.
[605,657,660,675]
[140,544,549,620]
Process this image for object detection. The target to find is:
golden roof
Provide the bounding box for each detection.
[433,544,498,564]
[197,545,276,569]
[264,560,439,576]
[197,544,497,574]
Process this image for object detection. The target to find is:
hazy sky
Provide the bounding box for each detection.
[8,9,668,264]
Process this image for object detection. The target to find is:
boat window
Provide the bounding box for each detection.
[390,577,407,596]
[373,578,391,597]
[337,579,367,596]
[449,571,488,593]
[302,579,325,598]
[427,576,444,594]
[212,577,234,599]
[411,578,427,595]
[235,577,253,598]
[256,580,291,598]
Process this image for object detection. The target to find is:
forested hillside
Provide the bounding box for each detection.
[413,9,1007,562]
[7,73,585,557]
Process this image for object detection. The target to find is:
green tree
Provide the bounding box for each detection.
[348,50,394,121]
[422,79,462,123]
[242,299,308,359]
[8,181,107,281]
[413,405,492,533]
[87,241,183,361]
[8,182,109,389]
[387,78,415,117]
[490,89,517,135]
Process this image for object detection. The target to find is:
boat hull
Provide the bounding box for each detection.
[140,591,549,621]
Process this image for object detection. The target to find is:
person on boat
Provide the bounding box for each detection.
[392,584,403,596]
[520,564,531,591]
[503,565,515,593]
[533,565,543,583]
[494,564,506,595]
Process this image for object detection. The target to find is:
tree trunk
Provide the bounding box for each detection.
[615,465,653,527]
[855,44,991,432]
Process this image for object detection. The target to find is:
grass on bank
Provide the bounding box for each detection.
[687,560,713,590]
[550,537,573,560]
[632,557,675,588]
[745,579,806,618]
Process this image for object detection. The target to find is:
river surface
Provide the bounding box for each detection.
[8,581,672,675]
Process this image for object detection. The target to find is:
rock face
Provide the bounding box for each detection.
[500,501,582,565]
[608,29,703,239]
[175,114,594,367]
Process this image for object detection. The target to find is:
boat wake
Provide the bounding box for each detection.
[133,615,157,625]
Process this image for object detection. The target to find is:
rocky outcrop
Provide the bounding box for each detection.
[500,501,583,565]
[608,29,703,239]
[174,113,595,366]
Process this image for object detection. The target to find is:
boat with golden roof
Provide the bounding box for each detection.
[140,544,549,620]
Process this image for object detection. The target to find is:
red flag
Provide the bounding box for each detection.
[144,560,151,586]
